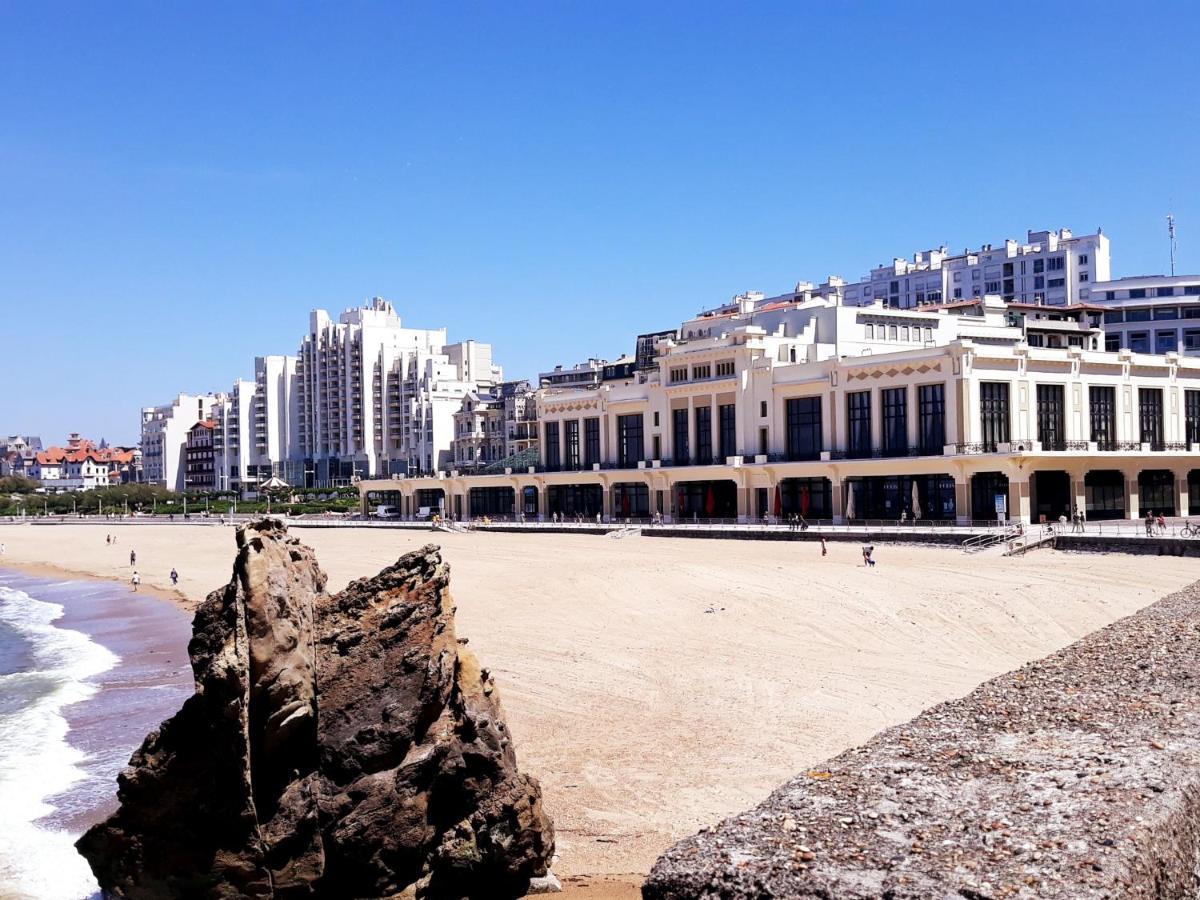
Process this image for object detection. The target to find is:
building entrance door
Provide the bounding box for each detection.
[1032,471,1071,523]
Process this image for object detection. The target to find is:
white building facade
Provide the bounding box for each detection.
[140,393,223,491]
[1090,275,1200,355]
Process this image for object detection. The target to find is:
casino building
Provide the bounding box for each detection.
[360,290,1200,526]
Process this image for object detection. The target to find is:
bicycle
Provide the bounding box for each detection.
[1180,520,1200,537]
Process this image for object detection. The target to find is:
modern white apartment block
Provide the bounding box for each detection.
[840,228,1111,309]
[252,354,301,483]
[295,298,503,485]
[140,393,223,491]
[1090,275,1200,355]
[211,379,255,493]
[362,290,1200,525]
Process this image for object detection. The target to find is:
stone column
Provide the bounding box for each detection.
[954,473,970,525]
[1176,469,1189,519]
[1009,477,1031,524]
[1126,473,1141,520]
[831,478,844,524]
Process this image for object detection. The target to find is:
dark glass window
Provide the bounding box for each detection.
[1187,390,1200,445]
[612,482,649,518]
[1154,306,1179,320]
[918,384,945,453]
[847,391,872,458]
[565,419,580,470]
[718,404,736,460]
[617,414,644,467]
[1126,308,1151,321]
[672,408,689,464]
[979,382,1010,451]
[545,421,561,471]
[1036,384,1065,449]
[1103,310,1124,323]
[1090,385,1116,450]
[785,397,822,461]
[1139,388,1164,449]
[695,406,713,465]
[584,418,600,467]
[881,387,908,456]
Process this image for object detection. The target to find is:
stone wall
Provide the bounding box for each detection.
[644,582,1200,899]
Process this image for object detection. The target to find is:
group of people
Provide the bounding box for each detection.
[785,514,810,532]
[109,534,178,592]
[1145,511,1169,536]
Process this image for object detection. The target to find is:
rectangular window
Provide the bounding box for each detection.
[617,414,644,467]
[953,288,962,299]
[718,403,736,460]
[1129,332,1150,353]
[1105,333,1121,352]
[901,326,910,341]
[1126,308,1152,322]
[846,391,872,458]
[692,364,711,380]
[865,323,874,338]
[672,408,689,464]
[760,401,767,417]
[584,418,600,467]
[1103,310,1124,323]
[985,281,1001,293]
[1157,287,1176,297]
[918,384,945,453]
[1139,388,1164,448]
[1154,306,1178,320]
[785,397,822,461]
[1080,273,1089,282]
[1034,276,1045,290]
[1003,262,1014,277]
[1089,385,1116,450]
[1130,288,1147,299]
[1078,254,1089,265]
[670,367,688,383]
[888,325,898,339]
[565,419,580,469]
[1046,256,1064,271]
[1036,384,1065,449]
[1047,278,1065,288]
[545,421,561,471]
[1186,390,1200,444]
[1033,259,1044,274]
[1185,308,1200,319]
[1156,330,1178,353]
[881,387,908,456]
[715,360,735,378]
[979,382,1010,451]
[694,406,712,465]
[1185,329,1200,351]
[1186,285,1200,296]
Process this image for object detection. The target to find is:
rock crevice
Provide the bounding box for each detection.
[78,520,553,899]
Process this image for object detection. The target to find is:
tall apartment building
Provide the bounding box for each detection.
[184,420,217,491]
[363,289,1200,525]
[211,379,256,493]
[141,393,223,491]
[1089,275,1200,355]
[252,354,301,483]
[840,228,1110,309]
[295,298,503,485]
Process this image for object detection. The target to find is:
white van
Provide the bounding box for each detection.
[373,505,399,519]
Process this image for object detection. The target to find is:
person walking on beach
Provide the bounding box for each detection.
[130,549,136,567]
[106,534,111,545]
[820,536,827,557]
[170,568,178,587]
[131,571,141,592]
[861,544,876,567]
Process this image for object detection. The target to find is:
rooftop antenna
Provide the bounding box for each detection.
[1168,212,1177,276]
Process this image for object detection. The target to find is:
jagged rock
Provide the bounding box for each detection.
[77,519,554,899]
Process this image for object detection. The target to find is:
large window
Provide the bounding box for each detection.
[1187,390,1200,445]
[785,397,822,461]
[846,391,872,458]
[718,404,736,460]
[979,382,1010,451]
[1139,388,1164,449]
[695,406,713,465]
[584,418,600,467]
[881,387,908,456]
[565,419,580,470]
[1156,330,1178,353]
[672,408,689,464]
[1090,385,1116,450]
[1036,384,1065,449]
[612,482,649,518]
[617,414,644,468]
[918,384,945,453]
[544,421,561,471]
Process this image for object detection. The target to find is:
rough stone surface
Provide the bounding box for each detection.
[77,519,553,899]
[644,582,1200,899]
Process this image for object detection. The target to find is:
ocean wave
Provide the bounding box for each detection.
[0,585,119,900]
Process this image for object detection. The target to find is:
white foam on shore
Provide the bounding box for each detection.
[0,585,119,900]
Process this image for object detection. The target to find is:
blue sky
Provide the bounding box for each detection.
[3,1,1199,444]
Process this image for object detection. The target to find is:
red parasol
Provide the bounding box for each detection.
[774,484,782,517]
[705,485,715,517]
[621,491,631,516]
[800,484,810,518]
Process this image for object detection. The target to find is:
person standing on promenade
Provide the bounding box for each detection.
[1145,511,1155,536]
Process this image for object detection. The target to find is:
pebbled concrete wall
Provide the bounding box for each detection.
[644,582,1200,899]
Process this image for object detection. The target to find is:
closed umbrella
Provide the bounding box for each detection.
[705,485,715,517]
[845,482,856,521]
[911,480,922,520]
[677,486,684,517]
[774,485,782,517]
[800,484,811,518]
[621,490,631,517]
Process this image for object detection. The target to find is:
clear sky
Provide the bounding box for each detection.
[3,1,1199,445]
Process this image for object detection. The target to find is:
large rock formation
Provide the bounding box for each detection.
[77,520,554,898]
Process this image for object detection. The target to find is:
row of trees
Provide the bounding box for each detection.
[0,477,361,518]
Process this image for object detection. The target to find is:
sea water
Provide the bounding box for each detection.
[0,574,118,900]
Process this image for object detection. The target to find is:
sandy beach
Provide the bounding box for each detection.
[0,522,1195,894]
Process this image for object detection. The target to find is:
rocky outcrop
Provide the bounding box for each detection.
[644,582,1200,899]
[77,520,553,899]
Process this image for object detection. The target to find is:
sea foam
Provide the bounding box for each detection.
[0,584,119,900]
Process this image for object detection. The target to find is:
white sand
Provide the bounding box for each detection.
[1,522,1195,883]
